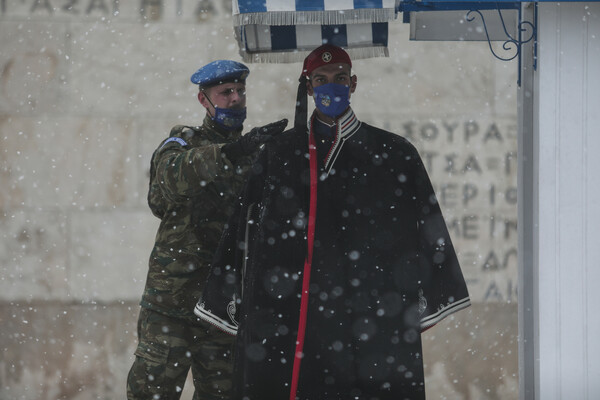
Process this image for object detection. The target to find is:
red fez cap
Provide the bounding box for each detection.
[302,44,352,77]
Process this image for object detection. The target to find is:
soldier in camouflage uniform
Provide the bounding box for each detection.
[127,60,287,400]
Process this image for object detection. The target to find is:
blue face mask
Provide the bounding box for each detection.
[212,106,246,130]
[312,83,351,118]
[203,89,247,130]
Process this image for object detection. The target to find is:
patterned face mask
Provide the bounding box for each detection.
[203,89,247,130]
[312,83,350,118]
[212,106,247,130]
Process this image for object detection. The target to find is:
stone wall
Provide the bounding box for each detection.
[0,1,518,399]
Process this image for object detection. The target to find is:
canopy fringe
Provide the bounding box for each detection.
[234,9,397,27]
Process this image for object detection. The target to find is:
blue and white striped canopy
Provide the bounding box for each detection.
[233,0,397,62]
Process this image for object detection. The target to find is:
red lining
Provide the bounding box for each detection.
[289,127,318,400]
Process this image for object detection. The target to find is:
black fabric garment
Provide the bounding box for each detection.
[195,109,470,400]
[313,117,336,163]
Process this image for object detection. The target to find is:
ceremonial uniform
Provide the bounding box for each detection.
[195,45,470,400]
[141,118,252,320]
[196,110,470,399]
[127,116,253,399]
[128,60,279,400]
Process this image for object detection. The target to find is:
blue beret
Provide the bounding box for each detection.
[190,60,250,87]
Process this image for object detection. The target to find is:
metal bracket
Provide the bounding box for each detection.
[398,1,538,86]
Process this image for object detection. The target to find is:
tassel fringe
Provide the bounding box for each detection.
[234,9,397,27]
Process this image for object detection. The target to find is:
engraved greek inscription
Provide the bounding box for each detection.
[464,120,478,142]
[484,278,518,302]
[461,155,482,174]
[195,0,216,21]
[62,0,78,14]
[31,0,53,13]
[442,121,459,142]
[86,0,109,14]
[484,123,503,142]
[447,215,479,240]
[140,0,162,20]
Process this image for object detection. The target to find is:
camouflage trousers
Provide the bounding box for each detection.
[127,308,234,400]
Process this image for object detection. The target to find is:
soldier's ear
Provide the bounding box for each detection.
[350,75,357,94]
[198,91,210,109]
[306,78,314,96]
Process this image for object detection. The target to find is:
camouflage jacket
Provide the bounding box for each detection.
[140,115,252,322]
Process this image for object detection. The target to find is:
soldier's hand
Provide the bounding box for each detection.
[222,119,288,162]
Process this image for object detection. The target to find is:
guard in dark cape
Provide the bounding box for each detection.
[195,45,470,400]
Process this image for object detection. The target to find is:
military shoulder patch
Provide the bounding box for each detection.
[159,137,188,149]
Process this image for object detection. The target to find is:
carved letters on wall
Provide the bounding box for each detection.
[402,119,518,303]
[0,0,224,20]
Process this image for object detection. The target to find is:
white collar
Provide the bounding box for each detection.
[309,108,361,173]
